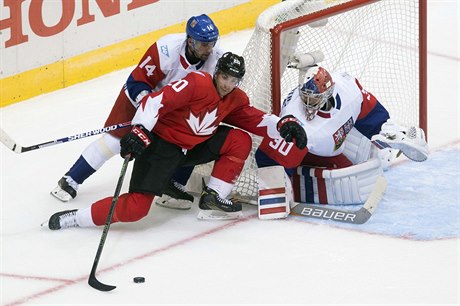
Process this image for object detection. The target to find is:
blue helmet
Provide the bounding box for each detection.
[186,14,219,43]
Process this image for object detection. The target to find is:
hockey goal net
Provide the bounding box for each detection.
[190,0,426,199]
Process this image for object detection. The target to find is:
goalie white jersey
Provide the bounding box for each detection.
[280,71,366,157]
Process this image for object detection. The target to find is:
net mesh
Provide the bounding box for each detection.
[191,0,421,199]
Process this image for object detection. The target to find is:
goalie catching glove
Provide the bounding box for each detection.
[120,125,153,160]
[371,120,429,162]
[277,115,307,149]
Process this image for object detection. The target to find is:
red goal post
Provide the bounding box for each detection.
[242,0,427,132]
[191,0,427,199]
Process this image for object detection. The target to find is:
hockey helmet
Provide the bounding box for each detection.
[215,52,246,79]
[186,14,219,43]
[299,65,335,120]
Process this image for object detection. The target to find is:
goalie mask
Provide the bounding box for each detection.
[299,66,335,121]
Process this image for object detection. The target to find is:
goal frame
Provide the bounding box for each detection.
[270,0,427,135]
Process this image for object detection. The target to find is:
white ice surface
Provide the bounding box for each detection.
[1,1,459,305]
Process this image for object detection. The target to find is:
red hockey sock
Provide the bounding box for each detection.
[211,129,252,183]
[91,192,155,225]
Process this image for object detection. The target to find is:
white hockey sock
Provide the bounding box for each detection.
[82,134,120,170]
[207,177,234,199]
[76,207,96,227]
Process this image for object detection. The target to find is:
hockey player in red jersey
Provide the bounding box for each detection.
[51,14,223,209]
[46,52,307,229]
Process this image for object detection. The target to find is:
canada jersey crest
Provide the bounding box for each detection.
[186,108,219,136]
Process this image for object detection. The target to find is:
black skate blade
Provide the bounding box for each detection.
[88,275,116,291]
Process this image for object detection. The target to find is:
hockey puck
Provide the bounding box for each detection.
[133,277,145,283]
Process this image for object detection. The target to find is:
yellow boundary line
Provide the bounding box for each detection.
[0,0,277,108]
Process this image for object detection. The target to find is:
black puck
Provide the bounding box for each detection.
[133,277,145,283]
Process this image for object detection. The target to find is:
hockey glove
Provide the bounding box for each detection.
[277,115,307,149]
[120,125,153,160]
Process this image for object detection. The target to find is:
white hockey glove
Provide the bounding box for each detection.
[371,120,429,162]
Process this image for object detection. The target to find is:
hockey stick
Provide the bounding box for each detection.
[88,155,130,292]
[232,176,387,224]
[0,121,131,153]
[290,176,387,224]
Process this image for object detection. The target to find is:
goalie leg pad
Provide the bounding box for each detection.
[257,166,292,219]
[343,127,395,171]
[342,128,372,165]
[293,158,383,205]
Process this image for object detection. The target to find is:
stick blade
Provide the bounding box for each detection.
[362,176,387,214]
[0,128,21,153]
[88,275,116,292]
[290,176,387,224]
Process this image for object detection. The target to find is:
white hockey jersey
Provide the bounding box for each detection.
[126,33,225,104]
[280,72,365,157]
[105,33,225,138]
[152,33,225,91]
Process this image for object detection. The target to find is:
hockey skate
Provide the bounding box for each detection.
[47,209,79,230]
[50,176,78,202]
[197,183,242,220]
[371,121,429,162]
[155,179,194,210]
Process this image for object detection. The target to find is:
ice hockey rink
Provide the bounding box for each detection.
[1,1,459,305]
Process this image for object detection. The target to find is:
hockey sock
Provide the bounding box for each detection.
[66,155,96,184]
[66,134,120,184]
[207,177,234,199]
[211,129,251,184]
[75,206,96,227]
[91,192,155,225]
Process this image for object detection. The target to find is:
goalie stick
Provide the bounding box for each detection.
[88,155,130,292]
[0,121,131,154]
[290,176,387,224]
[231,176,387,224]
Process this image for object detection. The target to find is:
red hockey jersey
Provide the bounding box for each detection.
[132,71,307,167]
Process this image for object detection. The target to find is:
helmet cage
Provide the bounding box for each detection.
[299,66,335,121]
[299,85,334,120]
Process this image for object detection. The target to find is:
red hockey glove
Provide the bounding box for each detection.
[120,125,153,160]
[277,115,308,149]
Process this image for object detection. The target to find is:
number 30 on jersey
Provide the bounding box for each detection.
[269,138,294,156]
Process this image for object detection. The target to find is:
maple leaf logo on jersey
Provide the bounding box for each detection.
[186,108,219,136]
[257,114,283,139]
